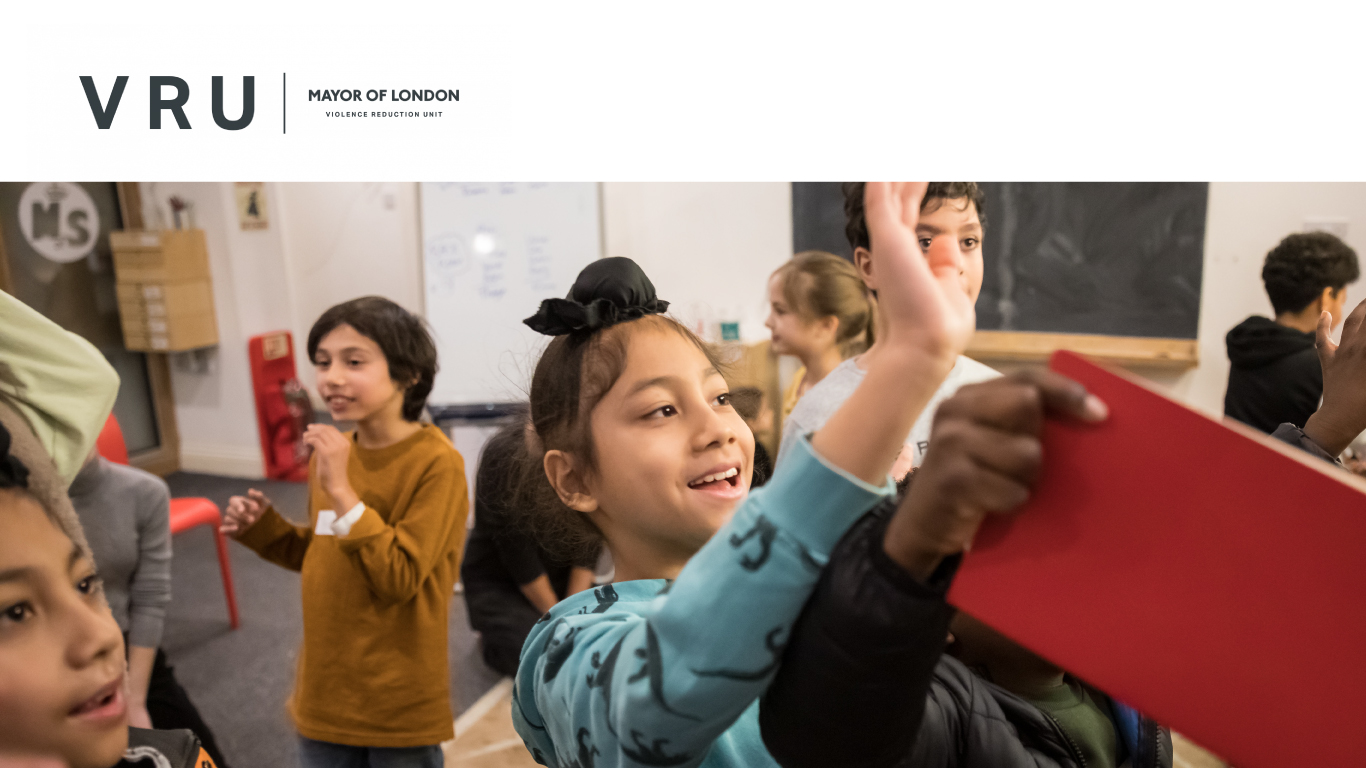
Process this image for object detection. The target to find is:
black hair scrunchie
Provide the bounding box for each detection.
[524,257,670,336]
[0,421,30,489]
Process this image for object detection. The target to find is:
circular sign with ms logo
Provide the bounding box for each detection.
[17,182,101,263]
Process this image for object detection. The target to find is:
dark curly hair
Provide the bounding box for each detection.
[307,296,438,422]
[1262,232,1360,316]
[842,182,987,252]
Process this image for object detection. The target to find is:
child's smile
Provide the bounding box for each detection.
[685,462,745,500]
[324,393,356,415]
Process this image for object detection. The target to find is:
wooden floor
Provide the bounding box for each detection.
[443,678,540,768]
[1173,731,1230,768]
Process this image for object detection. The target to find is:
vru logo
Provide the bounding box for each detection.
[79,76,255,130]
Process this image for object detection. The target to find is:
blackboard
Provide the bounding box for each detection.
[792,182,1209,340]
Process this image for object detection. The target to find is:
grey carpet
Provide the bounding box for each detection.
[161,472,503,768]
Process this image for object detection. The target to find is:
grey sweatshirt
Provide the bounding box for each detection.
[68,457,172,649]
[776,354,1001,471]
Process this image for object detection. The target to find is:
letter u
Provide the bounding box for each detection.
[212,76,255,130]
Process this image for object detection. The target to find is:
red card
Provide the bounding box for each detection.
[948,350,1366,768]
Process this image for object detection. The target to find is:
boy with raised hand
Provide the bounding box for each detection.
[1225,231,1359,435]
[776,182,999,480]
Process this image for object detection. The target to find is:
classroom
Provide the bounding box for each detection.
[1,181,1362,768]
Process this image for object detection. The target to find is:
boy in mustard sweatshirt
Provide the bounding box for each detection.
[222,297,467,768]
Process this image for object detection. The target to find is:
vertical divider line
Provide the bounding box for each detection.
[283,73,287,134]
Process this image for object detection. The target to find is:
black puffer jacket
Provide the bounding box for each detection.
[760,423,1334,768]
[759,503,1171,768]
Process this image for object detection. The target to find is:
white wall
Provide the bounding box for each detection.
[276,183,424,395]
[601,183,793,343]
[140,182,289,477]
[149,182,1366,478]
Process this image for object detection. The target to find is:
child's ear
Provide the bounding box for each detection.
[544,450,599,513]
[853,246,877,291]
[818,314,841,342]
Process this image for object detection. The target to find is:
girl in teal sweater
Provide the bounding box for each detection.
[511,183,976,768]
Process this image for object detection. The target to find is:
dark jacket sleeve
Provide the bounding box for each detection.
[760,499,960,768]
[1270,422,1340,464]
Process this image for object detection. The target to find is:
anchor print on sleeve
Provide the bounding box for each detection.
[620,730,693,767]
[543,619,580,683]
[560,728,600,768]
[728,515,778,571]
[589,584,619,613]
[586,636,627,736]
[624,623,702,721]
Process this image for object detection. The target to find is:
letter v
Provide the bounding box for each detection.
[81,76,128,129]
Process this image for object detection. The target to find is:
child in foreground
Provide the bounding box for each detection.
[0,409,215,768]
[222,297,468,768]
[0,287,211,768]
[512,182,977,767]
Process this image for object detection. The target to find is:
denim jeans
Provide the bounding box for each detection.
[297,737,443,768]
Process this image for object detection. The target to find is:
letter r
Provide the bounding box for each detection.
[150,76,192,129]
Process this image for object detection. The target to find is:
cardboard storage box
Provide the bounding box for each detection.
[110,229,219,352]
[122,310,218,352]
[115,280,214,321]
[116,280,219,351]
[110,229,211,283]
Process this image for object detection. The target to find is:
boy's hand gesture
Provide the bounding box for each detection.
[883,369,1108,581]
[303,424,360,510]
[864,182,977,368]
[1305,299,1366,457]
[222,488,272,538]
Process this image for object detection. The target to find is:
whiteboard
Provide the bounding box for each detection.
[420,182,602,406]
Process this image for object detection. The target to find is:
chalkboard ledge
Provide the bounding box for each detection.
[966,331,1198,370]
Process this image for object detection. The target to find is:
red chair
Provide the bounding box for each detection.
[97,416,240,630]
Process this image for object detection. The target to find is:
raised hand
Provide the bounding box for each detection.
[221,488,272,537]
[883,368,1108,580]
[863,182,977,365]
[302,424,359,510]
[1305,299,1366,457]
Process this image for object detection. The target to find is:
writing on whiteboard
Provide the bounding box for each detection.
[425,232,471,296]
[527,236,555,292]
